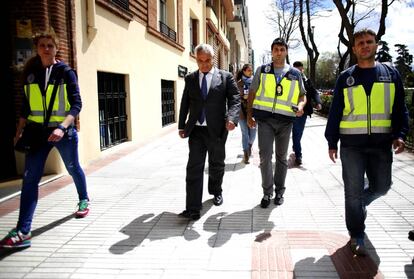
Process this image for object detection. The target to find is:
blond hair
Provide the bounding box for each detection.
[32,29,59,48]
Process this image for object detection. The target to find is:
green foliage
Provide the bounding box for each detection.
[405,72,414,88]
[315,52,339,89]
[319,94,333,116]
[405,88,414,149]
[376,41,392,63]
[394,44,413,84]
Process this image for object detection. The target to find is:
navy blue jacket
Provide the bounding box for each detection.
[21,60,82,119]
[324,63,409,150]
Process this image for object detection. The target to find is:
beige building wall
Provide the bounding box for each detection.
[74,0,204,165]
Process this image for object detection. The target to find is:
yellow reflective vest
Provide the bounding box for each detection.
[252,64,301,117]
[339,64,395,135]
[25,76,70,127]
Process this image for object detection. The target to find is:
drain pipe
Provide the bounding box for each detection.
[87,0,98,40]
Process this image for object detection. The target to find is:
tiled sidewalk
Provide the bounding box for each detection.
[0,115,414,278]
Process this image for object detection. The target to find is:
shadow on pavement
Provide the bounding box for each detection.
[0,213,74,260]
[204,205,274,247]
[203,160,247,174]
[406,233,414,279]
[0,246,30,260]
[405,261,414,279]
[109,200,213,255]
[287,152,308,170]
[293,235,383,278]
[31,213,75,237]
[224,161,247,172]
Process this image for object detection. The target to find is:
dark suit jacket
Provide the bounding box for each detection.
[303,78,322,117]
[178,68,240,139]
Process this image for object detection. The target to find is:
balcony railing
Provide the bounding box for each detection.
[159,21,176,42]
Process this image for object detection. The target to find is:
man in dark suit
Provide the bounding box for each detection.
[178,43,240,220]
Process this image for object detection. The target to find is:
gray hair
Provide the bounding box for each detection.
[195,43,215,57]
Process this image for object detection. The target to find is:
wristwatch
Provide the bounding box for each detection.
[57,124,67,133]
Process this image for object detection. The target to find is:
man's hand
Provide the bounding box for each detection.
[48,128,65,142]
[178,130,186,138]
[393,138,405,154]
[14,132,22,146]
[295,107,304,117]
[247,117,256,128]
[226,121,235,131]
[315,103,322,111]
[329,149,338,163]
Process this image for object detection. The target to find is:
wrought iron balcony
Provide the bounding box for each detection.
[159,21,176,42]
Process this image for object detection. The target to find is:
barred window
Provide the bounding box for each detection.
[98,72,128,150]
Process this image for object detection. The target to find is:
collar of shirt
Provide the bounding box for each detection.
[45,64,54,91]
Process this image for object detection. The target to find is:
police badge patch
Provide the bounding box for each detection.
[346,76,355,86]
[264,65,271,73]
[378,75,391,82]
[27,74,35,83]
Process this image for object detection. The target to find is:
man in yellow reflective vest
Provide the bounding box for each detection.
[247,38,307,208]
[325,29,409,256]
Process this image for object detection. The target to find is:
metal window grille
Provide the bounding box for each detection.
[159,21,176,42]
[98,72,128,150]
[161,80,175,127]
[112,0,129,10]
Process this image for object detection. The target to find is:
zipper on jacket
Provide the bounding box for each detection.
[42,84,48,124]
[367,95,371,135]
[272,94,277,114]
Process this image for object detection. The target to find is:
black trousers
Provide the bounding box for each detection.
[185,126,227,211]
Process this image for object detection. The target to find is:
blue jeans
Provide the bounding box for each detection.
[17,128,88,234]
[239,119,257,152]
[340,146,392,238]
[292,114,307,159]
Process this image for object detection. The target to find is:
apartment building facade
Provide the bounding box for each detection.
[0,0,251,180]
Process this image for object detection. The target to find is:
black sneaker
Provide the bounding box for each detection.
[274,194,284,205]
[295,157,302,166]
[260,194,271,208]
[213,195,223,206]
[350,237,367,256]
